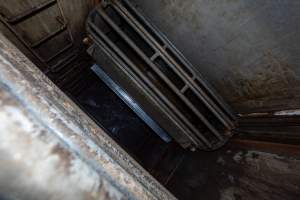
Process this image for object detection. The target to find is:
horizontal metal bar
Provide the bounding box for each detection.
[5,0,57,25]
[30,25,67,48]
[55,64,86,84]
[45,42,73,63]
[50,53,78,72]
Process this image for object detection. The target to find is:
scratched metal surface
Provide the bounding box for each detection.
[130,0,300,114]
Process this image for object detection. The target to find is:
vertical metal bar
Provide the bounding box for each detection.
[56,0,74,44]
[45,43,73,62]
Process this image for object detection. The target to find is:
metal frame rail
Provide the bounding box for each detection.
[87,0,236,150]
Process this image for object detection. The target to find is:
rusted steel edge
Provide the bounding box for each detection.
[0,33,176,200]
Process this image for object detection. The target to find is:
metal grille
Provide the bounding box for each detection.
[87,0,236,150]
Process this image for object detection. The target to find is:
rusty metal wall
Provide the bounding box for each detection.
[130,0,300,114]
[0,33,175,200]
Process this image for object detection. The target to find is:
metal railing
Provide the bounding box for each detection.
[87,0,236,150]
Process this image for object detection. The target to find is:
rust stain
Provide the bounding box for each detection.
[51,144,74,173]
